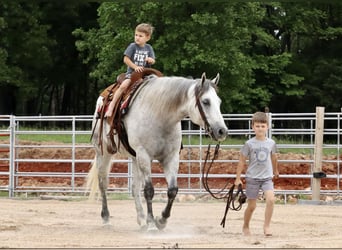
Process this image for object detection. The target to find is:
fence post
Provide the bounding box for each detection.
[0,121,10,196]
[8,115,16,198]
[312,107,325,201]
[265,107,272,139]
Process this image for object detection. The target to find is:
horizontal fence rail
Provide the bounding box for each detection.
[0,112,341,202]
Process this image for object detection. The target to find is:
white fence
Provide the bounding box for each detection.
[0,112,341,200]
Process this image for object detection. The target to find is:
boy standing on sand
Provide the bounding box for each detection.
[234,111,279,237]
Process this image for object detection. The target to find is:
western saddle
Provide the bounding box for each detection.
[95,68,163,155]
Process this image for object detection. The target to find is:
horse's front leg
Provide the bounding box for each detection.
[136,148,157,231]
[155,157,179,230]
[155,180,178,230]
[144,180,156,229]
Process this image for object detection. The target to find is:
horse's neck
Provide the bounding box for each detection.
[140,77,196,122]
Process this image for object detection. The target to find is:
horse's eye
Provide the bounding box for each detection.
[202,99,210,106]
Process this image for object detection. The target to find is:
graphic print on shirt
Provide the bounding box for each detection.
[133,50,149,66]
[254,147,269,163]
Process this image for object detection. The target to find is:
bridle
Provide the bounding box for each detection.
[201,144,247,228]
[194,82,214,140]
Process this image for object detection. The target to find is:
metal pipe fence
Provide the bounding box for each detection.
[0,112,341,200]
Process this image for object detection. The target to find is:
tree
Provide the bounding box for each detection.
[0,2,99,115]
[1,1,341,115]
[74,2,306,113]
[38,2,99,115]
[0,2,54,114]
[268,2,342,112]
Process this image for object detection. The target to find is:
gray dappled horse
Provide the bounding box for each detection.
[87,73,228,231]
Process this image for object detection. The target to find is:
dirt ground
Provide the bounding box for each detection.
[1,141,342,248]
[1,197,342,248]
[0,140,341,191]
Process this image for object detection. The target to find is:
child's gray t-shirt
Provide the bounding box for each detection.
[124,42,155,74]
[240,137,277,179]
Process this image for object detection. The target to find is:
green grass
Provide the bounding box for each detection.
[107,193,132,200]
[17,133,92,144]
[1,127,340,155]
[0,192,133,200]
[183,135,339,155]
[0,191,9,197]
[297,194,311,200]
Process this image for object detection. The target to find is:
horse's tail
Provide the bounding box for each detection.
[85,156,99,201]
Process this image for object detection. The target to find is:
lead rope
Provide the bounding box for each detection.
[201,144,247,228]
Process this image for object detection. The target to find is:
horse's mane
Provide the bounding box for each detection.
[138,76,192,116]
[141,76,217,117]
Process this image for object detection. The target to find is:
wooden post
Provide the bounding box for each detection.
[312,106,325,201]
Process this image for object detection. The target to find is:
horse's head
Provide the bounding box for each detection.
[192,73,228,141]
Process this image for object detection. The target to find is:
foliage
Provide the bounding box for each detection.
[0,1,341,115]
[0,2,54,115]
[0,1,99,115]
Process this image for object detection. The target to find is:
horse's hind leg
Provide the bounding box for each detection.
[131,159,146,227]
[90,103,113,225]
[97,152,112,224]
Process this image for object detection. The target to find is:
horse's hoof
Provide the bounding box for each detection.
[137,215,146,227]
[147,226,159,233]
[102,221,112,229]
[139,224,148,232]
[146,222,159,232]
[155,216,167,230]
[139,223,158,232]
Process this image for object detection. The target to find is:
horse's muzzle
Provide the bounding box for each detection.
[209,125,228,142]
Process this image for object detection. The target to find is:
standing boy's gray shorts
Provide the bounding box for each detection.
[245,177,274,199]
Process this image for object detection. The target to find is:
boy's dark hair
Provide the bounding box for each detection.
[252,112,268,125]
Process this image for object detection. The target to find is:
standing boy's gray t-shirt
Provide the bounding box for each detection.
[124,42,155,75]
[240,137,277,179]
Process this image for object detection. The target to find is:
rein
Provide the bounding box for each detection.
[201,144,247,228]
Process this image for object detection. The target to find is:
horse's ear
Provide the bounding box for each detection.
[212,73,220,86]
[201,72,206,84]
[200,72,207,89]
